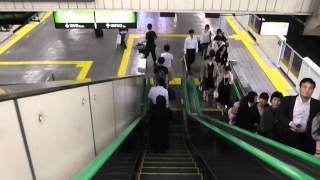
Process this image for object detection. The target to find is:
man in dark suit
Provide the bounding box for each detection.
[280,78,320,154]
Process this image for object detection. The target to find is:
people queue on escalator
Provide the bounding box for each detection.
[231,78,320,157]
[145,24,320,158]
[145,24,231,153]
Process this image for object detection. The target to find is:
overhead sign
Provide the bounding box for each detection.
[53,11,95,29]
[53,10,137,29]
[260,22,289,36]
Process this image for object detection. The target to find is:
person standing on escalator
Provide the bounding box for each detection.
[149,95,172,153]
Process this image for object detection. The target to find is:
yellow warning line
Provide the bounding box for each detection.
[0,12,52,55]
[226,16,292,96]
[0,61,92,81]
[0,88,6,95]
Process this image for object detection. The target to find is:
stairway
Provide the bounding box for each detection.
[93,153,138,179]
[136,111,203,180]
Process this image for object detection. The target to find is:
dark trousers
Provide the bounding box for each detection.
[201,42,209,58]
[186,49,196,72]
[145,46,157,64]
[120,34,126,49]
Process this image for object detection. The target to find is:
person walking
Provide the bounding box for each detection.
[184,29,198,74]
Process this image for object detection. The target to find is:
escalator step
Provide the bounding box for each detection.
[142,167,199,173]
[144,157,193,162]
[143,162,195,167]
[139,173,202,180]
[146,153,191,157]
[93,172,129,180]
[98,166,132,173]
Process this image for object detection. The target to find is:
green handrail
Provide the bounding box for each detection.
[73,78,149,180]
[190,78,320,168]
[182,78,315,180]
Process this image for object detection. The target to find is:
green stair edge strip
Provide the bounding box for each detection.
[182,78,315,180]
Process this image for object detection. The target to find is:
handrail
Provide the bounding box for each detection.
[182,55,188,76]
[73,78,149,180]
[182,78,315,180]
[190,79,320,168]
[0,75,143,102]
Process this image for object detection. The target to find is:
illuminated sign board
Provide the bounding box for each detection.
[53,10,137,29]
[260,22,289,36]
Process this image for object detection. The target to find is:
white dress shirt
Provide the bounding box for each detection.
[184,36,198,54]
[148,85,169,107]
[292,96,310,132]
[161,52,173,70]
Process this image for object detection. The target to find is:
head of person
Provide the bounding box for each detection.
[157,57,165,65]
[205,24,210,31]
[189,29,194,38]
[147,23,152,30]
[299,78,316,100]
[270,91,283,109]
[157,78,166,87]
[247,91,258,104]
[217,28,223,35]
[156,95,166,109]
[258,92,269,106]
[209,49,215,59]
[224,66,231,73]
[215,36,223,45]
[164,44,170,52]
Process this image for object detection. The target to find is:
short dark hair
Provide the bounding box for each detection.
[158,57,165,64]
[259,92,269,102]
[271,91,283,101]
[189,29,194,34]
[157,78,166,87]
[224,66,231,72]
[147,23,152,30]
[247,91,258,103]
[217,29,222,34]
[205,24,210,29]
[299,78,316,89]
[156,95,166,108]
[209,49,215,58]
[164,44,170,52]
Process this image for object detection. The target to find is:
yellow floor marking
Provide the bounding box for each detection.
[117,34,142,76]
[202,108,223,112]
[0,88,6,95]
[118,33,235,78]
[0,12,52,55]
[226,16,292,96]
[0,61,92,81]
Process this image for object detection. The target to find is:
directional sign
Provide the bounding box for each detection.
[53,10,137,29]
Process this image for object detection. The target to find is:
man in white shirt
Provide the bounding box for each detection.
[160,44,174,71]
[280,78,320,154]
[184,29,198,74]
[148,79,169,108]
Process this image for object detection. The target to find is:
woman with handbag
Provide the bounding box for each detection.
[200,50,220,103]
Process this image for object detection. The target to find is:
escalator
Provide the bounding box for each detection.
[74,77,318,180]
[186,78,320,179]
